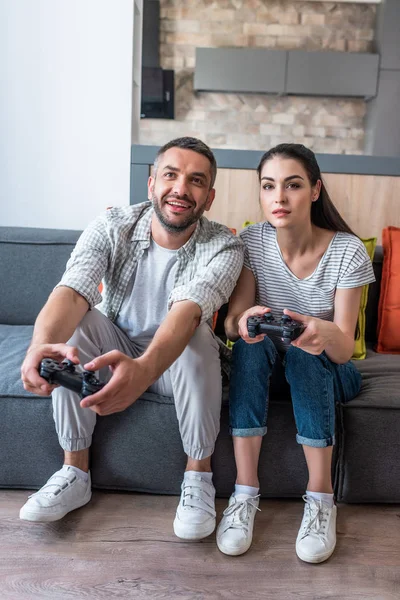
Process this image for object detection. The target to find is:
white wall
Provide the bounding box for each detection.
[0,0,134,230]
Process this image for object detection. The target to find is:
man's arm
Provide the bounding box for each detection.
[80,300,201,415]
[169,235,244,326]
[22,212,114,395]
[139,299,201,381]
[21,287,89,395]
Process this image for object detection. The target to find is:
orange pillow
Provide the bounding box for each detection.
[376,226,400,354]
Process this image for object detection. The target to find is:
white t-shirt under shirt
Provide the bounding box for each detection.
[116,238,178,352]
[241,222,375,352]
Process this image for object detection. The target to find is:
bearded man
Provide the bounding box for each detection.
[20,137,244,540]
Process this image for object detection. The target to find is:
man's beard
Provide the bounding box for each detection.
[152,193,206,234]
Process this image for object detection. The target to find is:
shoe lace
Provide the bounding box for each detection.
[221,495,261,533]
[181,478,216,517]
[299,494,329,540]
[28,473,77,499]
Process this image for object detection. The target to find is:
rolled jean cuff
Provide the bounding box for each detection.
[231,426,267,437]
[58,435,92,452]
[296,434,335,448]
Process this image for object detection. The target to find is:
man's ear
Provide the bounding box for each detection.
[205,188,216,211]
[147,176,155,200]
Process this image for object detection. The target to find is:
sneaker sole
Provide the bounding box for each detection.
[296,543,336,564]
[217,539,252,556]
[173,517,215,540]
[19,492,92,523]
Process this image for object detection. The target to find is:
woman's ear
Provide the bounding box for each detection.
[312,179,322,202]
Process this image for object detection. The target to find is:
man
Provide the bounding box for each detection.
[20,137,244,541]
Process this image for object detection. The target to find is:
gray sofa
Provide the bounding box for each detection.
[1,225,399,502]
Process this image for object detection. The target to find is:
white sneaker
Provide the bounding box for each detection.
[173,473,216,540]
[216,493,260,556]
[19,466,92,522]
[296,495,337,563]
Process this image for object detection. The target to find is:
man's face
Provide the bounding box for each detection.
[148,147,215,233]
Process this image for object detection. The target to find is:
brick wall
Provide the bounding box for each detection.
[139,0,376,154]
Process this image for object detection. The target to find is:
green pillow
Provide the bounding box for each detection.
[352,237,377,360]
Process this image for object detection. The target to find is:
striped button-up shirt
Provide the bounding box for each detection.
[57,202,244,326]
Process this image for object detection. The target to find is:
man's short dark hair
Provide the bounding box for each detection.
[154,137,217,188]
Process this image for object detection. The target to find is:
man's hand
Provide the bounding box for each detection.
[80,350,153,416]
[237,305,271,344]
[284,309,336,355]
[21,343,80,396]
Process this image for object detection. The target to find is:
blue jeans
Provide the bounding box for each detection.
[229,337,362,448]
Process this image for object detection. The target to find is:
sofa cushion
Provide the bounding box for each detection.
[0,227,81,325]
[0,324,65,488]
[336,348,400,502]
[377,226,400,354]
[0,324,309,496]
[0,325,36,397]
[352,348,400,408]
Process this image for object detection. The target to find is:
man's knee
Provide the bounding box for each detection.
[68,308,105,345]
[183,323,220,362]
[171,323,221,391]
[192,322,217,345]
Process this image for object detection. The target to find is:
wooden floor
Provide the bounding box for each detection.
[1,491,399,600]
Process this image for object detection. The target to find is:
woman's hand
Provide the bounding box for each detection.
[237,306,271,344]
[283,309,336,355]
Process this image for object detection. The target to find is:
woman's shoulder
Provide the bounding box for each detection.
[239,221,274,242]
[333,231,361,243]
[331,231,369,253]
[327,231,365,253]
[330,232,373,272]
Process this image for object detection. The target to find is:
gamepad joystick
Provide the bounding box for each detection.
[39,359,105,398]
[247,313,305,341]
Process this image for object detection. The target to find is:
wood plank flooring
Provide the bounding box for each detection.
[1,491,399,600]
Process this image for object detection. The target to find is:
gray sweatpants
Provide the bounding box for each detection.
[53,309,222,460]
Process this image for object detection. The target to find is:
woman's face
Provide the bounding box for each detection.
[259,156,321,229]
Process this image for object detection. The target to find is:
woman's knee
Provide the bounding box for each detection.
[232,335,276,364]
[284,346,329,388]
[285,345,323,369]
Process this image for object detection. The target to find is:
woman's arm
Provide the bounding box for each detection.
[224,266,273,343]
[327,286,363,362]
[224,267,256,341]
[285,286,363,364]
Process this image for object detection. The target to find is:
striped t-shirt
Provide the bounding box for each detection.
[241,222,375,352]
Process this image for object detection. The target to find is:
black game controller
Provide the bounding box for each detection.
[247,313,305,341]
[40,359,105,398]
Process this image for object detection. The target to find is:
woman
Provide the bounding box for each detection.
[217,143,375,563]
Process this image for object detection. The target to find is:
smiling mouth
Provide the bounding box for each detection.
[165,199,193,212]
